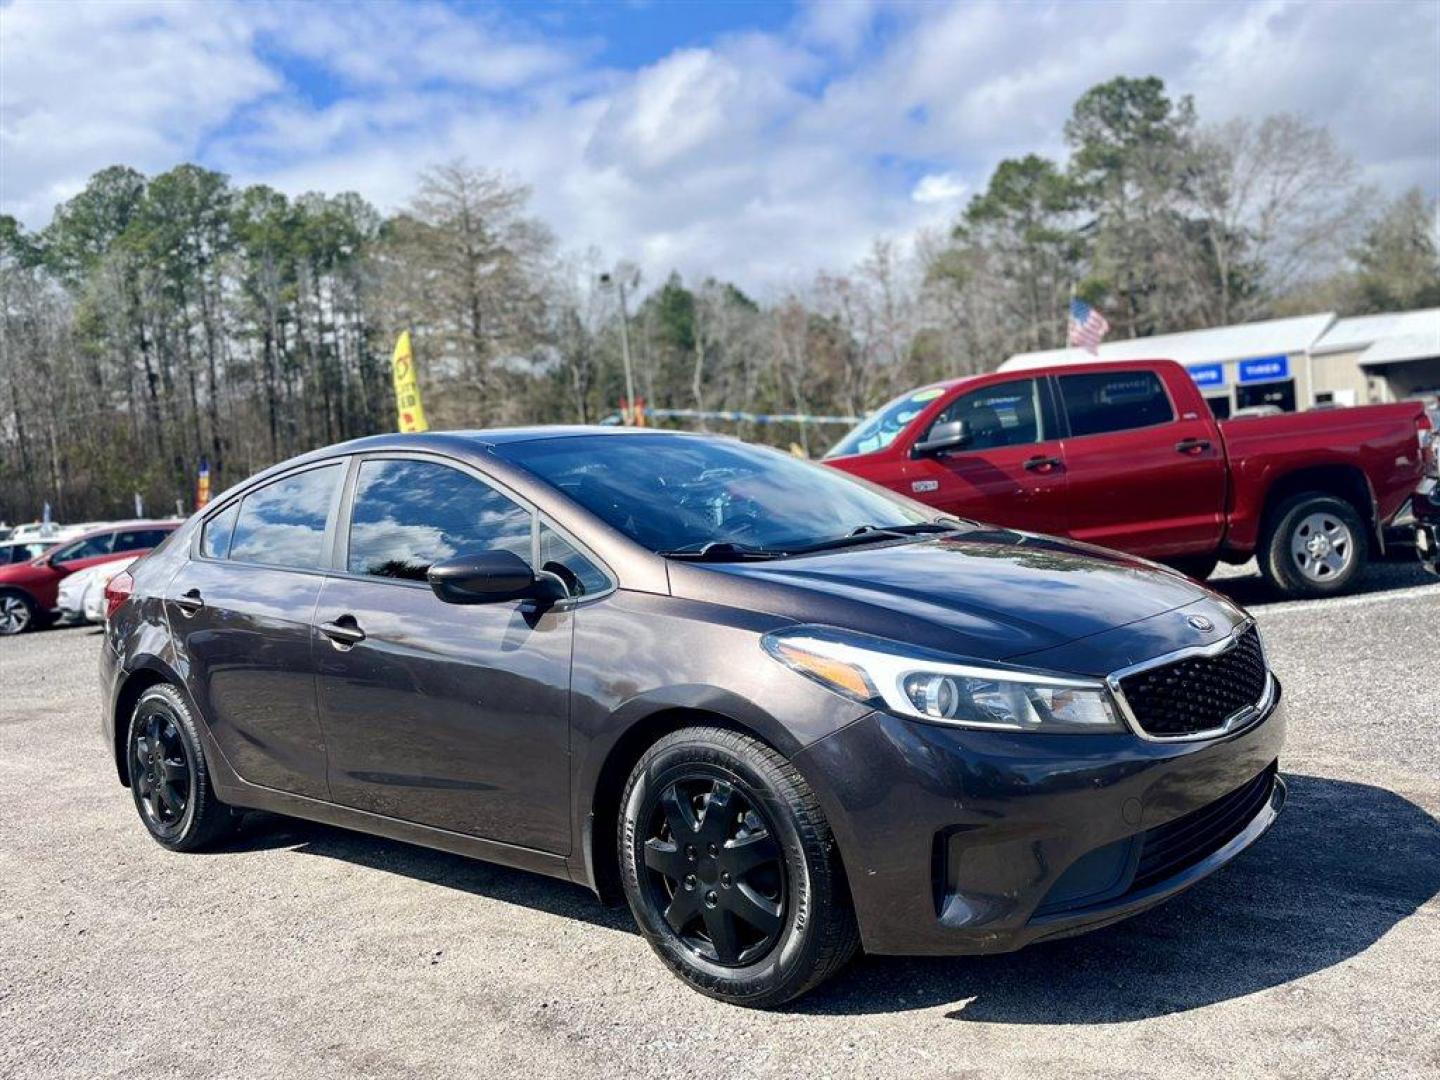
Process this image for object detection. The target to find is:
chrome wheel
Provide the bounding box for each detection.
[1290,511,1355,583]
[638,772,786,967]
[0,595,32,635]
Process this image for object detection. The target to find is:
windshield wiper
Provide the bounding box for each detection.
[790,520,968,555]
[660,541,789,562]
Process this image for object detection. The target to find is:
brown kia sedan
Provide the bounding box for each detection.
[101,428,1285,1007]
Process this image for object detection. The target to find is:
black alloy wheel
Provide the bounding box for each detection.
[126,685,236,851]
[619,727,859,1007]
[640,773,786,967]
[131,709,192,838]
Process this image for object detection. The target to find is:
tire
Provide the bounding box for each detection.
[1260,493,1368,599]
[0,589,39,636]
[618,726,859,1008]
[1165,555,1219,582]
[126,684,237,851]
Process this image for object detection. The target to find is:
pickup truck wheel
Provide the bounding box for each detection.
[1262,494,1367,599]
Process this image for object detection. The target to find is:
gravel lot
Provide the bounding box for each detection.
[2,560,1437,1080]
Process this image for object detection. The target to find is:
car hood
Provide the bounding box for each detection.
[671,528,1219,662]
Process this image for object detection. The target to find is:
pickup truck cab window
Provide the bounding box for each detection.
[347,458,532,580]
[828,385,948,457]
[929,379,1047,450]
[1058,370,1174,437]
[51,532,116,564]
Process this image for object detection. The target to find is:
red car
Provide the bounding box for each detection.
[825,359,1434,598]
[0,521,179,635]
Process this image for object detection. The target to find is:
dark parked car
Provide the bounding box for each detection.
[101,429,1286,1007]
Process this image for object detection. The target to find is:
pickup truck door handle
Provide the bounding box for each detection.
[319,615,366,648]
[1023,455,1062,473]
[1175,438,1212,455]
[174,589,204,616]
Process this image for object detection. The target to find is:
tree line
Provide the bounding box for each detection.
[2,76,1437,523]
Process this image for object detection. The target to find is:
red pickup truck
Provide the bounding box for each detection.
[824,359,1435,598]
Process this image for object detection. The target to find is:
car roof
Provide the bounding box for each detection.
[61,520,180,542]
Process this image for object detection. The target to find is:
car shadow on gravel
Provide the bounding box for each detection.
[794,774,1440,1020]
[211,813,637,934]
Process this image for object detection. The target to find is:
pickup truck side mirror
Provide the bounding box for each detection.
[427,551,566,605]
[912,418,971,457]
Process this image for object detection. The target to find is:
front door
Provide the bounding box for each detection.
[903,377,1068,534]
[314,456,574,854]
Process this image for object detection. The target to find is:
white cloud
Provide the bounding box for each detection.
[2,0,1435,295]
[912,173,966,204]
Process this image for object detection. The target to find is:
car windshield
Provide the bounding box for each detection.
[825,385,951,458]
[498,434,933,555]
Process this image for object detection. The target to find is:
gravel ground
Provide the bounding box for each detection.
[1,560,1437,1080]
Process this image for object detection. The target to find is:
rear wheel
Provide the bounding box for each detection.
[127,685,237,851]
[0,590,38,636]
[619,727,859,1008]
[1261,493,1367,599]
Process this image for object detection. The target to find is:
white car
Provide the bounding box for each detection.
[57,555,137,624]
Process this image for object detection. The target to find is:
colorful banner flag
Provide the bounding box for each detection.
[392,330,429,433]
[196,457,212,511]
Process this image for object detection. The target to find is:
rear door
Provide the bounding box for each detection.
[313,454,578,854]
[902,377,1068,533]
[1056,368,1226,557]
[164,461,345,798]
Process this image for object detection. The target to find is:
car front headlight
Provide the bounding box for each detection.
[762,626,1122,733]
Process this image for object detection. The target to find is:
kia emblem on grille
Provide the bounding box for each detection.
[1187,615,1214,632]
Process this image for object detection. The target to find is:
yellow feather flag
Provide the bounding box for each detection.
[391,330,429,433]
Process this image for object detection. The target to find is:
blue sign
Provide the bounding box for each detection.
[1238,355,1290,383]
[1188,362,1226,388]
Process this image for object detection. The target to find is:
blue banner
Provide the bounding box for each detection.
[1188,362,1226,388]
[1238,355,1290,383]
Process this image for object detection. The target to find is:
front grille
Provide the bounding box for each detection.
[1131,763,1276,892]
[1118,626,1268,737]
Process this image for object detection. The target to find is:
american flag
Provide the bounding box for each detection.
[1068,298,1110,354]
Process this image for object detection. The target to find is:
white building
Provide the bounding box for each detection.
[1001,308,1440,417]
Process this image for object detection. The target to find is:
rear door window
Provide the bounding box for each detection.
[347,458,532,581]
[112,528,171,553]
[230,464,344,569]
[1058,371,1175,437]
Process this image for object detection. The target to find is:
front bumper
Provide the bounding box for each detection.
[795,680,1286,956]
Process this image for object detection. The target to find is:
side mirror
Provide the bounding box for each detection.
[427,550,564,605]
[912,418,971,457]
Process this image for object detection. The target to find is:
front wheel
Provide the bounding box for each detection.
[1261,493,1367,599]
[619,727,859,1008]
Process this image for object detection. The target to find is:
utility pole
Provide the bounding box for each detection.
[601,265,640,424]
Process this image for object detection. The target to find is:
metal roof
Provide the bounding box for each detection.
[1313,308,1440,355]
[1001,312,1336,371]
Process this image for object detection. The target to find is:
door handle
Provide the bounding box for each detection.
[174,589,204,616]
[319,615,366,648]
[1176,438,1212,455]
[1023,455,1062,473]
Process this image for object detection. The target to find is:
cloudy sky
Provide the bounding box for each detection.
[2,0,1437,293]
